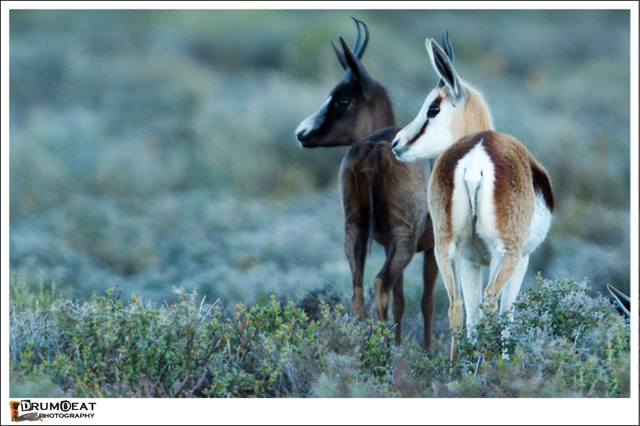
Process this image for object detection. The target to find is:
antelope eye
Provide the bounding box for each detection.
[427,105,440,118]
[338,98,350,107]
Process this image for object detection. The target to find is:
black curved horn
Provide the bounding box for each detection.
[351,16,369,59]
[332,18,371,78]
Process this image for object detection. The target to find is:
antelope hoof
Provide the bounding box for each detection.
[483,291,499,312]
[351,289,365,319]
[450,335,459,365]
[373,277,389,321]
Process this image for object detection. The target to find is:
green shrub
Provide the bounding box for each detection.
[10,275,630,398]
[10,280,399,397]
[454,274,630,397]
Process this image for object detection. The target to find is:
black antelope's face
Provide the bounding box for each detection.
[296,18,376,148]
[295,80,368,148]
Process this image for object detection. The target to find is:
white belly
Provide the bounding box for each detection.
[522,193,552,256]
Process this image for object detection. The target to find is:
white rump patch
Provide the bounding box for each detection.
[451,140,498,244]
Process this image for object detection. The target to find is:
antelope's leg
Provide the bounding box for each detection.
[373,238,414,344]
[421,247,439,351]
[344,221,369,319]
[391,274,406,345]
[435,241,463,361]
[499,255,529,317]
[458,258,482,342]
[485,247,522,309]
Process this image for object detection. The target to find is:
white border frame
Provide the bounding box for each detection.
[2,2,638,425]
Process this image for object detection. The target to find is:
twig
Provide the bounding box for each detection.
[474,353,484,376]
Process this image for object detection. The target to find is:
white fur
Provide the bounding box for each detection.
[391,38,468,163]
[451,141,499,246]
[458,257,482,336]
[295,97,331,143]
[447,140,501,337]
[443,139,549,335]
[522,193,552,256]
[499,196,552,312]
[500,255,529,315]
[440,240,459,302]
[392,89,457,162]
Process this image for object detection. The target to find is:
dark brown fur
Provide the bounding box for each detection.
[298,31,439,349]
[340,126,436,348]
[531,161,554,212]
[298,84,396,148]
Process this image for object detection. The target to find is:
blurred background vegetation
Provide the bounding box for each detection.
[10,10,631,324]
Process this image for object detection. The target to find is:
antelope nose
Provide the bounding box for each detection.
[297,130,309,142]
[391,139,399,149]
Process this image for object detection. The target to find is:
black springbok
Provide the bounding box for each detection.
[296,19,454,349]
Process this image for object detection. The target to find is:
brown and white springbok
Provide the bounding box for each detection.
[296,19,449,349]
[391,37,554,357]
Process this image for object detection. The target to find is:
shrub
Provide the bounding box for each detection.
[10,280,399,397]
[453,274,630,397]
[10,274,630,398]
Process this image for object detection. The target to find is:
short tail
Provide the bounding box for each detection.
[360,142,396,254]
[347,127,400,255]
[464,168,482,237]
[344,143,376,255]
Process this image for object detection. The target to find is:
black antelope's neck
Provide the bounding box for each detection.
[371,85,396,133]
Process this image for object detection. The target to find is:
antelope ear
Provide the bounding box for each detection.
[441,30,454,62]
[331,39,348,71]
[340,36,375,99]
[426,38,466,104]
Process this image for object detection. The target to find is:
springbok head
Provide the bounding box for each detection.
[391,34,493,162]
[295,17,394,148]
